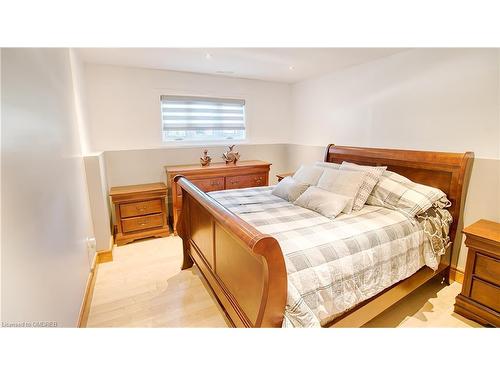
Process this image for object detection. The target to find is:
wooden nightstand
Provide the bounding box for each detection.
[454,220,500,327]
[110,183,170,246]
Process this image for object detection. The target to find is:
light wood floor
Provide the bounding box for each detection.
[86,236,481,328]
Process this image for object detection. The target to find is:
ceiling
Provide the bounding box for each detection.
[78,48,409,83]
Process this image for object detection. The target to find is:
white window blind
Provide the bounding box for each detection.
[160,95,246,142]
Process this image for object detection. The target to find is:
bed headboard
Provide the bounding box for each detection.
[324,144,474,267]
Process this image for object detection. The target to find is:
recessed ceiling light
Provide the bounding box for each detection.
[288,66,294,71]
[205,52,212,60]
[215,71,234,74]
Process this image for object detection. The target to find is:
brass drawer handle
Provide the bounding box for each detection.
[230,180,238,184]
[210,181,220,186]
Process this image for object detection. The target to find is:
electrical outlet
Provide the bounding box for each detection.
[86,237,96,251]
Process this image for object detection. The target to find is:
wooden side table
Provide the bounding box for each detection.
[110,183,170,246]
[454,219,500,327]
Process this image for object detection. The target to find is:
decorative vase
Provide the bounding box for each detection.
[200,149,212,166]
[222,145,240,164]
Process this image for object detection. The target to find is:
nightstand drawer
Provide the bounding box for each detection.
[226,173,267,189]
[191,177,225,192]
[474,253,500,285]
[121,214,164,233]
[120,199,162,218]
[470,278,500,312]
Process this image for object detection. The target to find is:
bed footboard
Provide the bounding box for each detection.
[174,176,287,328]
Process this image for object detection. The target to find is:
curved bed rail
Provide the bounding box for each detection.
[174,175,287,327]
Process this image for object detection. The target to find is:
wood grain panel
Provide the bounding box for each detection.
[226,173,267,190]
[189,198,215,269]
[470,278,500,312]
[191,177,225,192]
[120,199,162,218]
[474,253,500,285]
[121,214,163,233]
[215,223,265,325]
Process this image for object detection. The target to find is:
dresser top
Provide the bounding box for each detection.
[110,182,167,196]
[463,219,500,245]
[165,160,271,173]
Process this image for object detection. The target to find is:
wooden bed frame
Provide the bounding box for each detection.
[175,145,474,327]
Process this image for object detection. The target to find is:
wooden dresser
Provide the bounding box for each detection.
[110,183,170,246]
[166,160,271,233]
[454,220,500,327]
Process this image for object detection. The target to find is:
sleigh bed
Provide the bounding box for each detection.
[175,145,473,327]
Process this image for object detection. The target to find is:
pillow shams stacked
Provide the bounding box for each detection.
[366,170,447,217]
[339,161,386,211]
[316,169,366,214]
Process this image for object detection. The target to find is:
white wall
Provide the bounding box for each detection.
[1,49,94,326]
[84,64,292,152]
[84,153,112,252]
[291,49,499,158]
[290,48,500,270]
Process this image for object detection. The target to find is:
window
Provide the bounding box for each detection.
[160,95,246,142]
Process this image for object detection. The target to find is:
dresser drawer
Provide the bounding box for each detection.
[120,199,162,218]
[474,253,500,285]
[226,173,267,190]
[470,278,500,312]
[191,177,225,192]
[121,214,164,233]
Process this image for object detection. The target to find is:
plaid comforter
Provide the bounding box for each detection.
[209,186,442,328]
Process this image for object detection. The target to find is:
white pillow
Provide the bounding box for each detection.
[317,169,365,214]
[271,176,309,202]
[292,165,325,186]
[294,186,351,219]
[340,161,387,211]
[314,161,341,170]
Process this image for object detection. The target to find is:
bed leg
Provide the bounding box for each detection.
[181,240,193,270]
[440,267,451,285]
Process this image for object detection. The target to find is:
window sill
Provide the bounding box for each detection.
[160,140,250,149]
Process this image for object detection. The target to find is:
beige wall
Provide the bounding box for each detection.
[1,49,94,326]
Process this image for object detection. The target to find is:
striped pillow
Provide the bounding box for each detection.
[339,162,387,211]
[366,170,447,217]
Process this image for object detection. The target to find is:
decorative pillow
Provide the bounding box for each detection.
[314,161,341,170]
[292,165,325,186]
[271,176,310,202]
[340,161,387,211]
[294,186,351,219]
[316,169,365,214]
[366,170,447,217]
